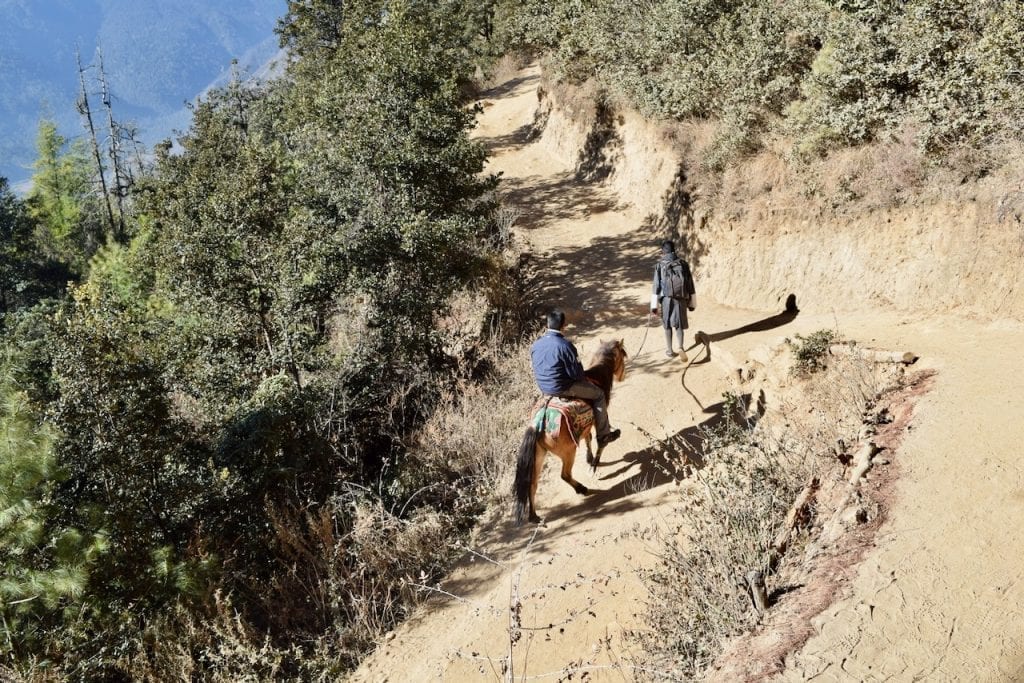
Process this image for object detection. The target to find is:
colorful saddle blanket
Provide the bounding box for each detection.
[531,396,595,445]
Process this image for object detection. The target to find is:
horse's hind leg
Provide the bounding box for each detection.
[591,440,605,472]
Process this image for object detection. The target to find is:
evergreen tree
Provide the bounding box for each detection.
[24,121,103,272]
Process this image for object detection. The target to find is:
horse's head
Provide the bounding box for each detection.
[611,339,627,382]
[588,340,628,392]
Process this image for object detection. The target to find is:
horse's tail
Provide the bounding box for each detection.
[513,426,539,525]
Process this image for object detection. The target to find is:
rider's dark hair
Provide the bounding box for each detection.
[546,310,565,330]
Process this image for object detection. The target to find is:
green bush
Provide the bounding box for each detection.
[786,329,837,376]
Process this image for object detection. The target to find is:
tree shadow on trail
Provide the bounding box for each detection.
[483,123,536,155]
[499,171,620,231]
[479,72,540,101]
[522,223,662,332]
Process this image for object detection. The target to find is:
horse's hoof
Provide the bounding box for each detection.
[576,484,589,496]
[529,514,541,524]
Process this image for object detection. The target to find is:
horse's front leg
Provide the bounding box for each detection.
[559,451,589,496]
[591,442,604,473]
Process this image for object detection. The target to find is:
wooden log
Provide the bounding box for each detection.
[848,440,881,484]
[745,570,769,615]
[829,345,918,364]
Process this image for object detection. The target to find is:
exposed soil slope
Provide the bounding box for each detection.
[350,65,1024,682]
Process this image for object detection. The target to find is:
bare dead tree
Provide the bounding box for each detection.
[96,48,127,242]
[76,47,118,242]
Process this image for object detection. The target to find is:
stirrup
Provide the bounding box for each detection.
[597,429,621,447]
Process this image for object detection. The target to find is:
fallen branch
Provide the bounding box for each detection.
[848,440,881,485]
[768,478,820,570]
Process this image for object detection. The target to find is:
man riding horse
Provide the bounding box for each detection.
[530,310,621,448]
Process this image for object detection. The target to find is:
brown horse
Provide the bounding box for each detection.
[513,339,628,525]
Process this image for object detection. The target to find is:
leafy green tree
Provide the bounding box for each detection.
[1,1,506,675]
[0,179,33,315]
[896,0,1024,152]
[280,0,497,348]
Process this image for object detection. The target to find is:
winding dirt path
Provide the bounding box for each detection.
[350,65,1024,682]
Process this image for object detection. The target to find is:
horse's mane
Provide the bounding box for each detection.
[584,340,622,404]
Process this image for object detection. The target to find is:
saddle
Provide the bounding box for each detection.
[530,395,595,445]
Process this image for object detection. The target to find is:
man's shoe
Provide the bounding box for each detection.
[598,429,621,447]
[678,351,688,362]
[665,350,676,358]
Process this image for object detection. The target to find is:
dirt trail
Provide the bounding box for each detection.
[351,65,1024,682]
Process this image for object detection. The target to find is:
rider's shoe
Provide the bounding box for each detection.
[597,429,621,447]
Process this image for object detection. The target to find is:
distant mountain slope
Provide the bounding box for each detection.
[0,0,285,189]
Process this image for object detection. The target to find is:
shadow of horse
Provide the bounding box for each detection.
[544,392,767,526]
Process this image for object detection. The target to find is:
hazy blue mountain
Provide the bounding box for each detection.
[0,0,286,190]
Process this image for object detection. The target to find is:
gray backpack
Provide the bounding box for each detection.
[661,259,689,300]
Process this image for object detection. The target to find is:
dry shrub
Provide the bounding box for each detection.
[0,663,59,683]
[438,288,493,366]
[669,119,722,196]
[783,349,906,454]
[113,344,538,680]
[864,126,929,203]
[108,592,290,683]
[412,344,536,506]
[799,126,928,214]
[543,76,605,129]
[633,393,813,680]
[99,277,535,680]
[634,338,907,680]
[717,143,795,219]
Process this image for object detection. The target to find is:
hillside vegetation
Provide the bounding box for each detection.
[497,0,1023,171]
[1,1,1021,680]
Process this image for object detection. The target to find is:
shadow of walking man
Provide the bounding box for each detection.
[687,294,800,363]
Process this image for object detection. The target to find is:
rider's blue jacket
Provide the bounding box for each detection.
[530,330,584,395]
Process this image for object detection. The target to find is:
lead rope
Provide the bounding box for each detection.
[631,313,655,365]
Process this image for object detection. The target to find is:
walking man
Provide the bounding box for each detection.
[651,239,696,360]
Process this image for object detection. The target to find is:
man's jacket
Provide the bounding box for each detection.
[530,330,584,395]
